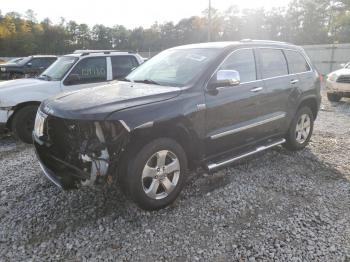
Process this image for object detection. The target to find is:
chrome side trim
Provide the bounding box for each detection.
[135,121,154,129]
[207,138,286,171]
[119,120,131,132]
[210,113,286,140]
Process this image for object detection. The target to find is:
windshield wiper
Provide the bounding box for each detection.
[133,79,161,85]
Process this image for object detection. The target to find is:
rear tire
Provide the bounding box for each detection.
[120,138,188,211]
[284,107,314,151]
[11,105,39,144]
[327,93,342,102]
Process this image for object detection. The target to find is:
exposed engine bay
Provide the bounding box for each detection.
[35,115,129,188]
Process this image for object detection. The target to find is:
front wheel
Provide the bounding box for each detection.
[120,138,188,211]
[9,72,24,80]
[284,107,314,151]
[11,105,39,144]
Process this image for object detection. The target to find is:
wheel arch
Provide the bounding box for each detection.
[6,101,41,129]
[297,96,319,120]
[127,118,202,170]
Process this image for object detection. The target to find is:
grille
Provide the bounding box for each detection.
[336,75,350,83]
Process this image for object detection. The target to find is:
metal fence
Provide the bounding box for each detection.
[303,43,350,75]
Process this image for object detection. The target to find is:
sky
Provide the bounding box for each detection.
[0,0,291,29]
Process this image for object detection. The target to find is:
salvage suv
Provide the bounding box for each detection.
[33,41,321,210]
[0,51,144,143]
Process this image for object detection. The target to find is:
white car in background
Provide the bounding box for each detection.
[326,62,350,102]
[0,50,144,143]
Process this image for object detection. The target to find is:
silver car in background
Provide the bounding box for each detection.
[326,62,350,102]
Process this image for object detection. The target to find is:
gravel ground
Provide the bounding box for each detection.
[0,93,349,261]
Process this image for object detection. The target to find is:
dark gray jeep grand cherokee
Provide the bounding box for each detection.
[33,40,321,210]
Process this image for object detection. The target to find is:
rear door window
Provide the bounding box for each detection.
[220,49,257,83]
[284,50,311,74]
[259,49,288,79]
[65,57,107,85]
[111,56,138,80]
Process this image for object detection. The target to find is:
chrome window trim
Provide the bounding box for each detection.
[258,47,313,75]
[206,48,258,89]
[207,46,314,91]
[210,113,287,140]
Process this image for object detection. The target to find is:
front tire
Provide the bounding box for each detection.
[120,138,188,211]
[284,107,314,151]
[9,72,24,80]
[327,93,342,102]
[11,105,38,144]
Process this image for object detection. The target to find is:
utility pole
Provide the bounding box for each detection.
[208,0,211,42]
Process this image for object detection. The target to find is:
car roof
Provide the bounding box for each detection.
[173,40,300,50]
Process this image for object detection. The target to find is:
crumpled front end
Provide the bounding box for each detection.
[33,111,129,189]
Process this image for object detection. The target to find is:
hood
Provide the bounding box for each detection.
[0,78,60,107]
[331,68,350,76]
[0,78,51,91]
[1,63,19,68]
[42,81,181,120]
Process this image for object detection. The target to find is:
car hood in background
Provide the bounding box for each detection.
[0,63,19,68]
[42,81,181,120]
[0,78,52,91]
[0,79,60,107]
[331,68,350,76]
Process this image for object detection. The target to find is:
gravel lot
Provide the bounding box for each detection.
[0,93,349,261]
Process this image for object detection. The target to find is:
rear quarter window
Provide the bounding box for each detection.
[111,56,138,80]
[284,50,311,74]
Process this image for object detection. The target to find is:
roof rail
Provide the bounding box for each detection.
[240,39,288,44]
[73,49,123,55]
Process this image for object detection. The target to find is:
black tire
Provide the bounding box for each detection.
[120,138,188,211]
[9,72,23,80]
[327,93,342,102]
[284,106,314,151]
[11,105,39,144]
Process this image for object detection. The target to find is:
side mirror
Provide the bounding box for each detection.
[208,70,241,90]
[26,62,32,67]
[341,63,346,68]
[65,73,80,85]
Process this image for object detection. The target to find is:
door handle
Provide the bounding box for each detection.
[290,79,299,84]
[250,87,263,92]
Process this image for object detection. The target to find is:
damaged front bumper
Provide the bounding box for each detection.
[34,134,92,189]
[0,108,13,133]
[33,113,129,190]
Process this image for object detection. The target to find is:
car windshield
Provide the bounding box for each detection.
[39,56,78,81]
[16,56,32,65]
[126,48,221,87]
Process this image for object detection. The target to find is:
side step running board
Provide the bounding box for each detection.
[206,138,286,172]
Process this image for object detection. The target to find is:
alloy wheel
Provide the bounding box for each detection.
[295,114,311,144]
[142,150,180,200]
